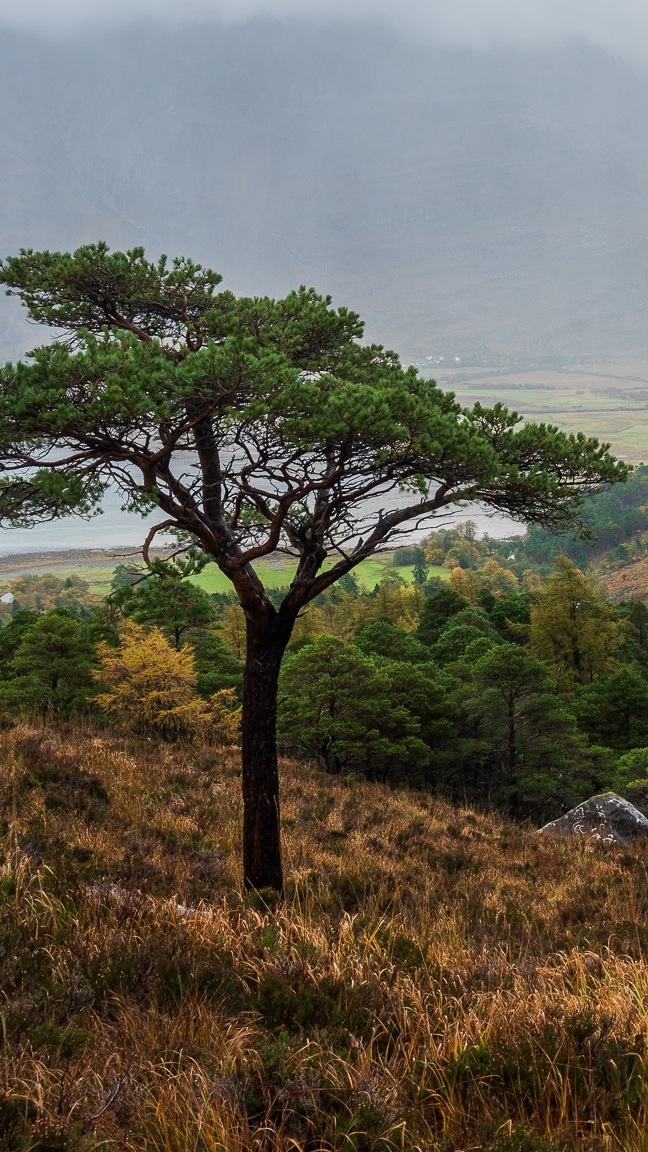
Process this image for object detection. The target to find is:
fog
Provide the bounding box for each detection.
[0,0,647,66]
[0,6,646,551]
[2,20,648,365]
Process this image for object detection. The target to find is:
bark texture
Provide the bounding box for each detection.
[241,618,289,892]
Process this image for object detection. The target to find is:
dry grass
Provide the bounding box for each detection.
[598,554,648,603]
[3,725,648,1150]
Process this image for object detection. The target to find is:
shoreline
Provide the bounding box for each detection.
[0,546,173,579]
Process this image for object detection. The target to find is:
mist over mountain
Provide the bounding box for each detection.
[2,19,648,362]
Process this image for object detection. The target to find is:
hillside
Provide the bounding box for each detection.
[601,554,648,601]
[3,24,648,364]
[3,723,648,1150]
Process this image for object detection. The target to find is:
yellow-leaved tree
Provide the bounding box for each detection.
[449,567,481,605]
[94,621,240,744]
[478,559,519,597]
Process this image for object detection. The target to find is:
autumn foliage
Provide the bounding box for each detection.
[94,620,240,744]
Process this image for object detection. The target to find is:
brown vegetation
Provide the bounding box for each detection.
[3,724,648,1150]
[599,556,648,604]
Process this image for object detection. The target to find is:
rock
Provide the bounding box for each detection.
[538,792,648,844]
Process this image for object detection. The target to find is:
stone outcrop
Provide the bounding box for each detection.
[538,792,648,844]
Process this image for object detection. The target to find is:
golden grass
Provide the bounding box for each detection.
[3,724,648,1150]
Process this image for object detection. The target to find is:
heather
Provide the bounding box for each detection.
[3,723,648,1152]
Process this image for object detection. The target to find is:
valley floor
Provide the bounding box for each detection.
[434,355,648,465]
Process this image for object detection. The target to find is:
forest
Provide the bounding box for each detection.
[2,464,648,828]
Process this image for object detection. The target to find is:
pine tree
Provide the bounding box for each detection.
[0,243,626,889]
[529,557,624,691]
[0,611,95,715]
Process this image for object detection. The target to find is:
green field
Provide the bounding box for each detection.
[427,357,648,463]
[0,555,450,598]
[192,557,448,595]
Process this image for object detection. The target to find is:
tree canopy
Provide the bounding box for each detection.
[529,557,624,691]
[0,243,629,891]
[0,245,625,583]
[95,620,240,744]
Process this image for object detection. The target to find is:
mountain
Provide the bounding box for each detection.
[1,21,648,361]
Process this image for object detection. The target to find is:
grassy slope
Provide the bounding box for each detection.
[602,559,648,601]
[3,726,648,1151]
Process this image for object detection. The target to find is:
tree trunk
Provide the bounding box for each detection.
[241,616,290,893]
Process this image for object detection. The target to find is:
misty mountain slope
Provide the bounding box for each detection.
[1,21,648,359]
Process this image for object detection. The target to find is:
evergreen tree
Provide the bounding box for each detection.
[573,666,648,750]
[412,546,429,586]
[432,609,498,666]
[458,643,588,818]
[529,557,625,691]
[0,610,95,716]
[354,618,433,664]
[110,562,149,592]
[417,587,468,646]
[613,747,648,805]
[188,630,244,699]
[378,658,458,784]
[112,551,215,649]
[433,624,496,667]
[279,635,431,782]
[0,610,38,678]
[619,601,648,663]
[487,591,533,643]
[0,243,626,890]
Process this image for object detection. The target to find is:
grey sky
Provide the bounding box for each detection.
[0,0,646,63]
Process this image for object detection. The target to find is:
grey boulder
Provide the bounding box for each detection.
[538,792,648,845]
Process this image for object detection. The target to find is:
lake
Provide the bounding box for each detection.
[0,489,525,559]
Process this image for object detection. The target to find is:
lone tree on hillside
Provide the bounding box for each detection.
[0,244,627,891]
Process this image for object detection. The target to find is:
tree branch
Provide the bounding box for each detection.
[142,519,176,566]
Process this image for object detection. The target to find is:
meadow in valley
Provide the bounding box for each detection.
[431,357,648,466]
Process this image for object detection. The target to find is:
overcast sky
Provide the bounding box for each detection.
[0,0,646,64]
